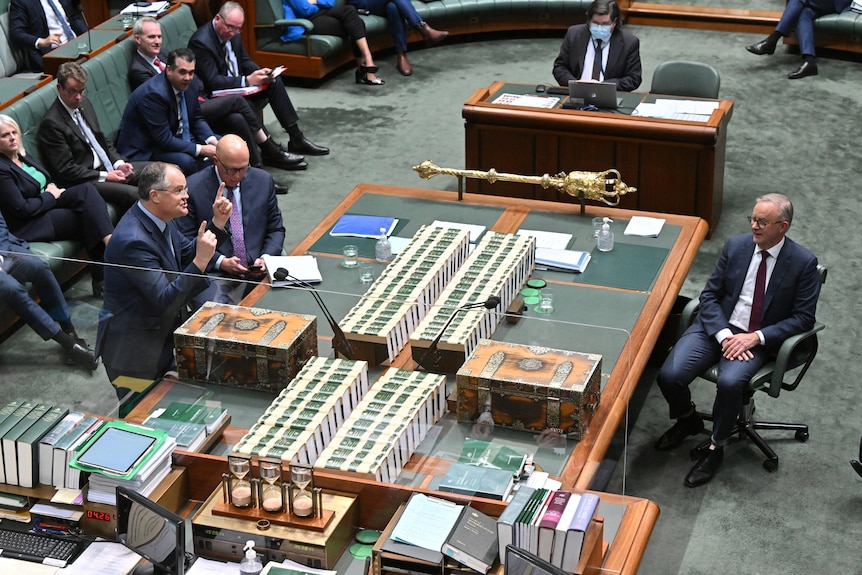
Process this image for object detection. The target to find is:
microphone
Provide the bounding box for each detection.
[273,268,355,360]
[416,296,501,372]
[73,1,91,57]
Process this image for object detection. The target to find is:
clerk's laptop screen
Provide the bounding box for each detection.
[568,80,622,109]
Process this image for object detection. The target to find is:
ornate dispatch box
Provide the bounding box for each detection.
[174,302,317,392]
[455,339,601,440]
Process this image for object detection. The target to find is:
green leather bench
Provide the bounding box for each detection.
[249,0,593,79]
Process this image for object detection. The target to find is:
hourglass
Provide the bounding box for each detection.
[257,458,286,513]
[225,454,254,509]
[287,463,315,518]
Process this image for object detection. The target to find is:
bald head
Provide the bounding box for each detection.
[215,134,251,187]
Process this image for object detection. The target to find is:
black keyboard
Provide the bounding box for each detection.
[0,527,84,567]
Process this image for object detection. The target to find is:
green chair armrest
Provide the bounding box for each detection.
[256,18,314,32]
[766,322,825,397]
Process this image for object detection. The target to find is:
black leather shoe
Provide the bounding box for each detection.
[745,39,776,56]
[685,446,724,487]
[655,413,704,451]
[788,60,818,79]
[852,459,862,478]
[92,279,104,298]
[288,137,329,156]
[66,342,98,371]
[273,182,289,195]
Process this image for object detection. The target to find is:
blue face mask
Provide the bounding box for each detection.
[590,23,612,41]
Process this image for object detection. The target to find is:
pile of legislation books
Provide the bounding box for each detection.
[410,231,536,360]
[314,368,447,483]
[339,225,472,362]
[233,357,369,463]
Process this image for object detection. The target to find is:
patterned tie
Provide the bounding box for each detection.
[748,251,769,332]
[178,93,191,142]
[154,57,166,72]
[47,0,76,41]
[225,187,247,267]
[591,39,603,81]
[74,109,113,172]
[224,41,238,77]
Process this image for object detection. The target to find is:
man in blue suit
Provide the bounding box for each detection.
[117,48,218,176]
[654,193,820,487]
[746,0,852,79]
[9,0,87,72]
[0,210,96,369]
[96,162,231,392]
[178,135,285,305]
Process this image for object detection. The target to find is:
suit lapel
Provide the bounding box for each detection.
[763,240,793,315]
[134,206,179,271]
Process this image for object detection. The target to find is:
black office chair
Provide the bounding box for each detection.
[650,60,721,99]
[677,265,826,472]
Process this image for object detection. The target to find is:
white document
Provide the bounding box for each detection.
[431,220,486,243]
[262,255,323,285]
[211,86,263,98]
[63,541,141,574]
[390,493,463,552]
[120,1,169,15]
[624,216,665,237]
[388,236,411,255]
[187,557,238,574]
[492,93,560,108]
[535,247,591,273]
[517,229,573,250]
[656,98,720,115]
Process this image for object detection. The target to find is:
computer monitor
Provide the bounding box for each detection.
[116,486,187,575]
[504,545,568,575]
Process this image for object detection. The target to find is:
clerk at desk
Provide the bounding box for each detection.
[552,0,642,92]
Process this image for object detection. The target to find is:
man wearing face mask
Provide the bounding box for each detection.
[552,0,642,92]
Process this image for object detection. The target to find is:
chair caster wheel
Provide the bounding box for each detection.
[763,459,779,472]
[795,430,809,442]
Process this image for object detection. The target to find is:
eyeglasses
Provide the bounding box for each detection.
[746,215,783,228]
[156,187,188,195]
[216,157,249,175]
[224,23,242,32]
[62,86,86,96]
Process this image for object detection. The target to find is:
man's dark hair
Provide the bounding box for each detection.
[57,62,88,87]
[137,162,171,201]
[587,0,621,24]
[167,47,196,69]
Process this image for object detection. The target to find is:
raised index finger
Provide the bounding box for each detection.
[215,182,225,201]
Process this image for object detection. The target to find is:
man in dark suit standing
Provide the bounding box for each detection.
[552,0,641,92]
[9,0,87,72]
[654,193,820,487]
[38,62,144,214]
[178,134,285,305]
[117,48,218,176]
[96,162,231,390]
[188,1,329,160]
[0,210,96,369]
[129,16,302,187]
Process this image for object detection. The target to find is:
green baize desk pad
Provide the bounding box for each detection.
[47,30,127,56]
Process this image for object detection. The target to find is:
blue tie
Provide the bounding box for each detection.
[179,93,191,142]
[47,0,77,41]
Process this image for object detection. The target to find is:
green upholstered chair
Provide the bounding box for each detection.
[676,264,827,472]
[650,60,721,99]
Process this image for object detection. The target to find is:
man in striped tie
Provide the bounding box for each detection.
[653,194,820,487]
[9,0,88,72]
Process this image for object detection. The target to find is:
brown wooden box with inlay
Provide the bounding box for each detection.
[455,339,601,440]
[174,302,317,392]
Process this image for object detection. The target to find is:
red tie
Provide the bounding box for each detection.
[748,251,768,332]
[154,57,166,72]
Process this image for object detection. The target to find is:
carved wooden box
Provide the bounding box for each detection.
[455,339,601,440]
[174,302,317,392]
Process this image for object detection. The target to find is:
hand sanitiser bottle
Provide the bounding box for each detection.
[239,540,263,575]
[597,217,614,252]
[375,227,391,262]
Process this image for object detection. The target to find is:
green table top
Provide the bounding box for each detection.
[45,30,128,58]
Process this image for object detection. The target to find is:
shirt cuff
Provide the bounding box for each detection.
[715,328,732,344]
[216,255,225,269]
[98,170,108,182]
[205,136,218,146]
[194,144,202,157]
[755,330,765,345]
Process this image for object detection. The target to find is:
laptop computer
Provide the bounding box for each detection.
[567,80,622,109]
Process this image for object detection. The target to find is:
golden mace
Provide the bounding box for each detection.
[413,161,636,206]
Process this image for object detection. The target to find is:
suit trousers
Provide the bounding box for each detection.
[200,96,264,167]
[776,0,847,56]
[0,253,69,340]
[248,77,299,132]
[657,325,769,442]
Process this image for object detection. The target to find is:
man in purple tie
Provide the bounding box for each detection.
[653,194,820,487]
[178,134,285,305]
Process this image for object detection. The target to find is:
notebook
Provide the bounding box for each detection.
[567,81,622,109]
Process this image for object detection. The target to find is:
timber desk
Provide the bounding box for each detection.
[134,184,705,573]
[463,82,734,236]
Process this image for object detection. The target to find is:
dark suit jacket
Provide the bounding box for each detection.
[694,233,820,354]
[96,203,227,379]
[178,166,285,267]
[9,0,87,72]
[0,154,59,235]
[552,24,642,92]
[0,209,30,255]
[128,49,164,91]
[188,21,259,93]
[116,72,215,161]
[37,97,125,187]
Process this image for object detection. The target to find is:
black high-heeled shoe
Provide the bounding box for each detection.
[356,65,384,86]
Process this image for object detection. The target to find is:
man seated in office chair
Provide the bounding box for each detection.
[654,193,820,487]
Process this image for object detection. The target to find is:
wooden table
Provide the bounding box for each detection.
[463,81,733,236]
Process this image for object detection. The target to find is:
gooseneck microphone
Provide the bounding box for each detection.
[273,268,355,360]
[416,296,501,372]
[73,0,91,56]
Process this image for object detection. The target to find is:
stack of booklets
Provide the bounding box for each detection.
[535,247,591,273]
[143,401,229,452]
[0,400,71,488]
[496,488,600,571]
[330,214,398,238]
[0,490,32,523]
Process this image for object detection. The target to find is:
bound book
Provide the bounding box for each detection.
[17,405,69,487]
[441,506,499,574]
[496,486,536,564]
[38,412,87,486]
[560,493,600,572]
[142,416,207,451]
[52,415,101,488]
[2,403,52,486]
[0,400,35,484]
[438,462,515,501]
[537,491,572,561]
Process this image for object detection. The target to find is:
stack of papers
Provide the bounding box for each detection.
[633,98,719,122]
[624,216,665,237]
[535,247,591,273]
[330,214,398,238]
[86,436,176,505]
[492,93,560,109]
[262,255,323,285]
[517,229,573,250]
[431,220,486,243]
[120,1,169,15]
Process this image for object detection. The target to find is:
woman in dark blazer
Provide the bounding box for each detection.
[0,114,113,293]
